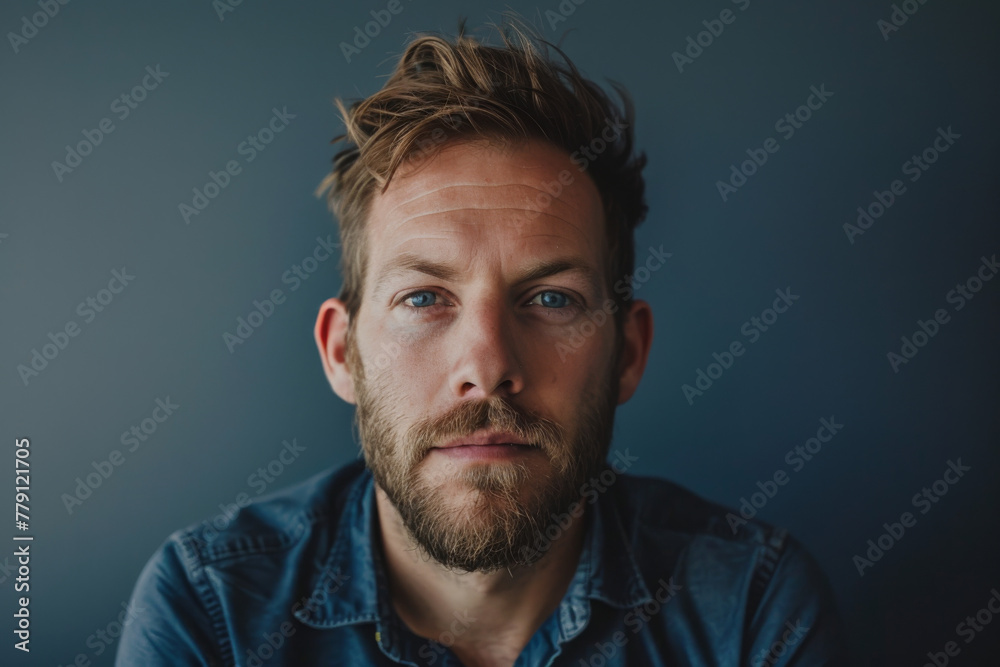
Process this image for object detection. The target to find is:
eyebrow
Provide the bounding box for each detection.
[372,253,602,298]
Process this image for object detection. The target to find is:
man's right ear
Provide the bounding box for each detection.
[314,298,356,404]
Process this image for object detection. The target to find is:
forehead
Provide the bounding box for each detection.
[363,138,606,277]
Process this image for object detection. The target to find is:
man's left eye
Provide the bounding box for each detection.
[530,291,572,308]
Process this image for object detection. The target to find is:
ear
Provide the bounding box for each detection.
[314,298,356,404]
[616,299,654,405]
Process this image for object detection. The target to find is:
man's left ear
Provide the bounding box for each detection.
[616,300,653,405]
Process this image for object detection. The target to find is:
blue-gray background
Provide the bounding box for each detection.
[1,0,998,664]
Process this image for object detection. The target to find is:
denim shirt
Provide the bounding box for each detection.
[117,458,848,666]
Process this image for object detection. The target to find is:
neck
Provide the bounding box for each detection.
[374,486,587,667]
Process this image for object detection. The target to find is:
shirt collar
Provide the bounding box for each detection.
[557,468,654,641]
[296,464,653,632]
[582,472,654,609]
[294,466,382,628]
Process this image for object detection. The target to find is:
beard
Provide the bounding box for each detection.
[347,328,619,574]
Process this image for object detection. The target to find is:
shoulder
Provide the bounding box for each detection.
[148,458,368,583]
[611,471,832,611]
[607,471,847,660]
[117,460,370,664]
[612,470,775,546]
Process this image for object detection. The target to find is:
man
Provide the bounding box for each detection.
[118,22,847,666]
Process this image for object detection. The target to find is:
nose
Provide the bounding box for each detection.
[447,297,525,400]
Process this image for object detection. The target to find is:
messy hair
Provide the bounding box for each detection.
[316,18,648,336]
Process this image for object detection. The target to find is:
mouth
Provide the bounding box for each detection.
[429,442,539,460]
[431,443,541,461]
[438,442,534,450]
[436,430,533,449]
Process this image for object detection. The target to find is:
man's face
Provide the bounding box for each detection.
[345,138,621,573]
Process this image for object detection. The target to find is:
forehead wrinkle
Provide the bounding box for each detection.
[363,140,609,302]
[383,207,586,232]
[388,182,524,211]
[380,180,592,222]
[375,210,595,254]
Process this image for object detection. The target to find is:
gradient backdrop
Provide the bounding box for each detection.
[1,0,998,664]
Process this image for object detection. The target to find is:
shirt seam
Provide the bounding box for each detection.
[745,525,789,626]
[177,533,237,667]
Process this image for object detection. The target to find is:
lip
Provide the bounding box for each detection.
[436,430,530,449]
[430,443,538,461]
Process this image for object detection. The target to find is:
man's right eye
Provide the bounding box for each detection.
[402,290,438,308]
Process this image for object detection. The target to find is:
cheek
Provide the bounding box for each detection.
[520,333,609,407]
[362,320,444,387]
[545,316,617,374]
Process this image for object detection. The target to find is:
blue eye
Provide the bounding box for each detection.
[532,291,571,308]
[403,291,437,308]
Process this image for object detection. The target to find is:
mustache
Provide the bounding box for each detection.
[405,396,565,459]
